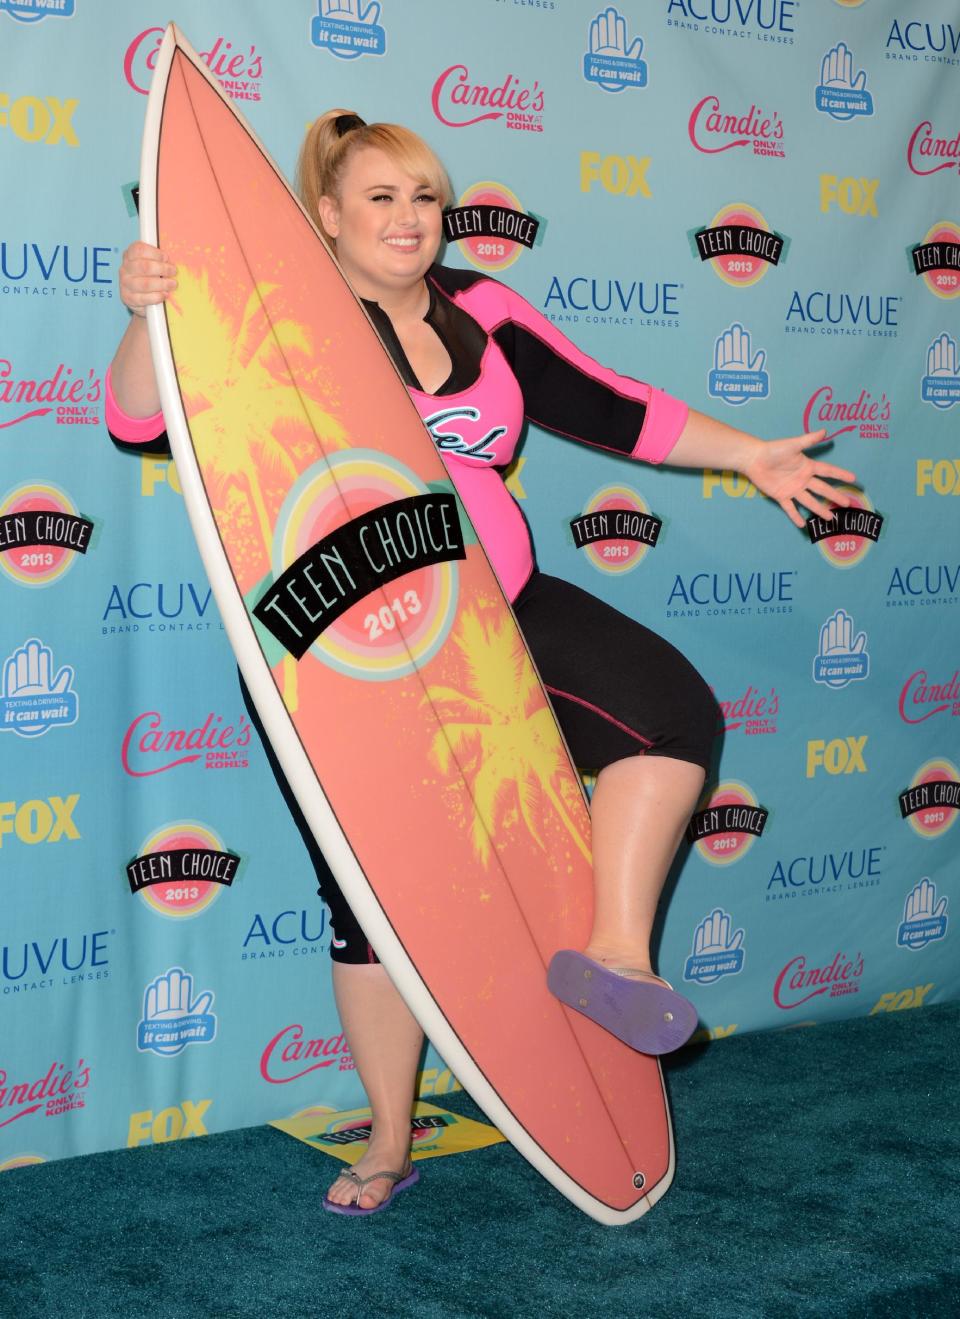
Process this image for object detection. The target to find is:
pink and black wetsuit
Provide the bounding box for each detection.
[107,266,716,962]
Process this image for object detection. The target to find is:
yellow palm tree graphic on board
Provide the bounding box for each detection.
[169,267,347,708]
[424,606,591,868]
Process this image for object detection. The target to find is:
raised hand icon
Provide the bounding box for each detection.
[322,0,381,23]
[904,878,948,926]
[818,609,866,663]
[927,333,959,378]
[693,909,744,959]
[820,42,866,92]
[3,639,72,699]
[714,323,765,376]
[140,968,215,1055]
[589,6,643,60]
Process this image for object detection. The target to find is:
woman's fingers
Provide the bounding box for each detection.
[798,490,840,520]
[119,242,177,313]
[778,499,804,529]
[807,476,851,505]
[811,460,857,483]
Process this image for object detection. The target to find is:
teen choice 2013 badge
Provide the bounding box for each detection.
[269,451,462,682]
[126,821,241,919]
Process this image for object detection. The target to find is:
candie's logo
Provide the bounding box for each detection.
[570,486,661,575]
[910,221,960,299]
[774,952,864,1009]
[443,182,541,274]
[0,92,77,145]
[690,204,786,287]
[815,43,874,121]
[687,781,768,866]
[431,64,544,132]
[688,96,785,158]
[806,488,881,570]
[121,710,251,777]
[803,386,891,440]
[0,1059,90,1129]
[0,358,101,427]
[898,758,960,839]
[260,1024,353,1083]
[0,483,93,588]
[310,0,386,60]
[583,8,647,92]
[907,120,960,177]
[714,686,778,736]
[124,27,263,100]
[126,821,241,920]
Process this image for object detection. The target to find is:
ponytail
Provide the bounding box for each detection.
[295,109,452,238]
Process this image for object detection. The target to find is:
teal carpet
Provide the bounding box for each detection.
[3,1003,958,1319]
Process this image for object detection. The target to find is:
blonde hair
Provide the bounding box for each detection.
[296,110,453,234]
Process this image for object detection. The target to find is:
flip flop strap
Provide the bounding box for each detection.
[604,966,675,990]
[335,1164,410,1205]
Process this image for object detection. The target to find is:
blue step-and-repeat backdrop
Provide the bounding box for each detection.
[1,0,958,1171]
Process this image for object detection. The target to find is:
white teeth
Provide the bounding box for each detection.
[384,237,419,248]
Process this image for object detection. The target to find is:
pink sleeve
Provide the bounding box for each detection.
[452,277,689,465]
[104,366,166,444]
[638,387,690,464]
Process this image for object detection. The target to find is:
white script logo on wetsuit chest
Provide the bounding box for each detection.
[424,407,506,464]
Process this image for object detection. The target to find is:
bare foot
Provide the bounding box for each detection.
[324,1136,413,1211]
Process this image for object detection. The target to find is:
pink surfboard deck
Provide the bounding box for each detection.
[140,24,674,1225]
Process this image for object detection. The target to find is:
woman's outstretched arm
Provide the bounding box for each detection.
[666,410,857,527]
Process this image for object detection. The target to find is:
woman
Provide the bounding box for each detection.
[108,111,855,1214]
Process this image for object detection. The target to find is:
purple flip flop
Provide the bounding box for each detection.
[547,950,698,1055]
[322,1163,419,1217]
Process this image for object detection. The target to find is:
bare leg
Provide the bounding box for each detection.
[324,962,423,1210]
[585,755,705,976]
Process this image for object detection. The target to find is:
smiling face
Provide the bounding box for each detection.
[317,147,444,302]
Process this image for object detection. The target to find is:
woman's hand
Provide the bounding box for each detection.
[119,241,177,317]
[742,429,857,528]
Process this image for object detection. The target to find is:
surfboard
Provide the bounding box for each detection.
[140,23,674,1226]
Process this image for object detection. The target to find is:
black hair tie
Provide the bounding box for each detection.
[334,113,366,137]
